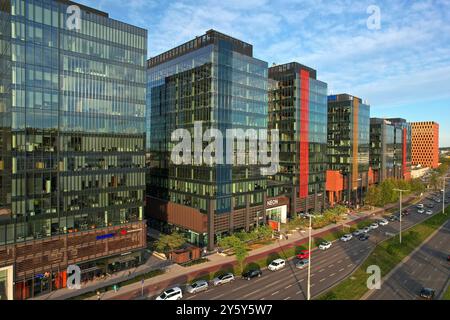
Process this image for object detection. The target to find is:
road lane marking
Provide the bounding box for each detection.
[285,284,293,289]
[296,291,302,295]
[311,284,315,287]
[320,278,325,282]
[212,293,225,299]
[271,291,280,296]
[339,268,345,272]
[243,288,261,298]
[284,297,291,300]
[337,260,343,264]
[328,264,334,268]
[319,269,324,273]
[232,284,249,292]
[265,281,280,289]
[298,279,304,283]
[347,264,353,268]
[330,273,336,277]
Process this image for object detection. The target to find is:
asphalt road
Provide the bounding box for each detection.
[367,217,450,300]
[152,188,450,301]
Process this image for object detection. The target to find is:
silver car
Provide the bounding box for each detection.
[212,273,235,286]
[186,280,209,294]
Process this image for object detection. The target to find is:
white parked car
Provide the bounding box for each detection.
[378,219,389,226]
[352,229,364,237]
[340,234,353,242]
[425,210,433,215]
[268,259,286,271]
[212,273,235,286]
[156,287,183,300]
[418,209,425,214]
[370,222,379,230]
[417,204,424,209]
[363,227,371,233]
[186,280,209,294]
[319,241,332,250]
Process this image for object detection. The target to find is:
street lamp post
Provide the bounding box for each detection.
[307,213,312,301]
[393,189,409,244]
[443,177,448,215]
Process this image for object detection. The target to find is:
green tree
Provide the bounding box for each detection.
[254,225,274,240]
[234,241,249,275]
[429,172,440,190]
[365,185,381,207]
[155,231,186,253]
[217,235,249,274]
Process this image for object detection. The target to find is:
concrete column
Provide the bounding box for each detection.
[229,197,234,234]
[290,187,297,217]
[245,194,250,232]
[207,199,215,251]
[262,192,267,226]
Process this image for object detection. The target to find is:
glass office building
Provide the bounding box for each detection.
[268,62,328,216]
[370,118,395,183]
[0,0,147,299]
[388,118,412,180]
[327,94,370,206]
[147,30,268,249]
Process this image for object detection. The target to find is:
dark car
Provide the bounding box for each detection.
[388,215,397,222]
[242,269,262,280]
[447,254,450,262]
[419,288,435,300]
[427,203,434,208]
[358,234,370,241]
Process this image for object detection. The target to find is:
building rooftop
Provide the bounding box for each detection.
[328,93,364,103]
[57,0,109,17]
[147,29,254,69]
[269,62,317,80]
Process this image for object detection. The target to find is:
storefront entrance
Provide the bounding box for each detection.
[0,266,14,300]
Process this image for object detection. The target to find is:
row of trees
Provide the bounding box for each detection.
[217,225,274,274]
[364,178,425,207]
[285,205,348,230]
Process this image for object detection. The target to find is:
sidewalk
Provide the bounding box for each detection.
[30,253,172,300]
[34,192,424,300]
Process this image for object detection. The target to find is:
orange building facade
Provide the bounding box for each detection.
[411,122,440,169]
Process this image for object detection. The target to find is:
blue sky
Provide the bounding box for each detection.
[78,0,450,147]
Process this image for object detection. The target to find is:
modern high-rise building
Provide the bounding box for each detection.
[387,118,412,181]
[411,121,440,169]
[268,62,328,217]
[0,0,147,299]
[369,118,412,184]
[146,30,269,250]
[326,94,370,207]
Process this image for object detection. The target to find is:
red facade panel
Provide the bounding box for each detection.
[299,69,310,199]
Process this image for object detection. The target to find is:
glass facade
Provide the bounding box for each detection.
[268,62,327,214]
[147,30,268,245]
[370,118,395,183]
[327,94,370,203]
[0,0,147,245]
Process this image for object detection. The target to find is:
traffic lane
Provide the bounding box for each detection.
[368,219,450,300]
[185,239,374,300]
